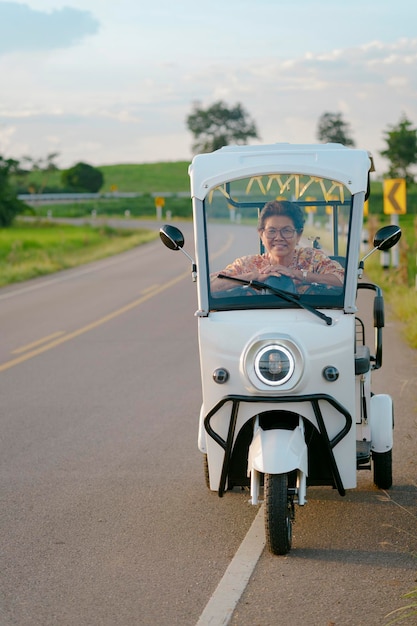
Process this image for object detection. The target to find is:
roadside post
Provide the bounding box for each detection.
[383,178,406,268]
[155,196,165,220]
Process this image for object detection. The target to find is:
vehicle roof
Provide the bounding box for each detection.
[189,143,373,200]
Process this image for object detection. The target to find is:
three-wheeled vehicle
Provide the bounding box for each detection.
[160,143,401,555]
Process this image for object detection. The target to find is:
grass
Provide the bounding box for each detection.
[364,214,417,349]
[0,221,157,287]
[366,259,417,349]
[385,588,417,624]
[99,162,190,193]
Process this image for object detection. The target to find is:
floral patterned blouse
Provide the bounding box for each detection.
[220,247,344,282]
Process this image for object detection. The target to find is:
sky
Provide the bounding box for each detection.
[1,0,417,177]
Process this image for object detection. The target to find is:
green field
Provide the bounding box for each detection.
[0,222,157,287]
[99,162,191,193]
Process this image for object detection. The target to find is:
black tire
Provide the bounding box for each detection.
[373,449,393,489]
[203,453,210,489]
[264,473,293,555]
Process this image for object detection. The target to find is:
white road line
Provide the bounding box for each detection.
[196,505,265,626]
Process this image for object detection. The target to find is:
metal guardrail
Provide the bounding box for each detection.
[18,191,190,204]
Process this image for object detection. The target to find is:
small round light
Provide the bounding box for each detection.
[254,345,294,386]
[213,368,229,384]
[323,366,339,381]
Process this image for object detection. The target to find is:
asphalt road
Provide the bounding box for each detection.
[0,221,416,626]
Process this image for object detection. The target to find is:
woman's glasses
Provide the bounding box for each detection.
[263,227,298,240]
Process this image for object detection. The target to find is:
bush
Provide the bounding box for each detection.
[61,162,104,193]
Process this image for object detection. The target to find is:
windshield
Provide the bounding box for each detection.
[205,172,352,311]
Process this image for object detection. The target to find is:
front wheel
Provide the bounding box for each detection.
[373,449,392,489]
[264,473,293,555]
[203,453,210,489]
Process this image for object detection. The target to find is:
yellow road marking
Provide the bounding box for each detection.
[141,284,161,294]
[212,234,234,260]
[0,272,188,373]
[12,331,66,354]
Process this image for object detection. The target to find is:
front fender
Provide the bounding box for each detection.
[248,425,308,475]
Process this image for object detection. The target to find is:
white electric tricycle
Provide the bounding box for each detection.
[160,143,401,555]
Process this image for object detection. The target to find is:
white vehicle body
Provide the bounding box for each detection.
[160,143,400,554]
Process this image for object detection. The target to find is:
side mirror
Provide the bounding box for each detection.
[159,224,185,251]
[358,224,402,277]
[373,224,402,251]
[159,224,197,281]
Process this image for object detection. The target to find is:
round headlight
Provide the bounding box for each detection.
[254,345,294,386]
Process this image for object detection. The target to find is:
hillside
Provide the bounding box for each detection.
[12,161,191,194]
[99,162,190,193]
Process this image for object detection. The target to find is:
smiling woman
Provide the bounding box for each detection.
[210,200,344,294]
[0,222,156,287]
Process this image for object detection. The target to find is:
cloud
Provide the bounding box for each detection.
[175,38,417,172]
[0,124,17,153]
[0,1,99,55]
[1,35,416,171]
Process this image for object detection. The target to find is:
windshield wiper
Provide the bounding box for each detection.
[217,274,333,326]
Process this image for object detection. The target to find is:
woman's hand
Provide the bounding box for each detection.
[259,265,302,282]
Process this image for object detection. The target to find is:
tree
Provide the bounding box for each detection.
[22,152,60,173]
[16,152,61,193]
[61,162,104,192]
[0,156,27,227]
[380,114,417,183]
[186,101,260,154]
[316,112,355,147]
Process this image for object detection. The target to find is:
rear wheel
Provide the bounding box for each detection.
[373,449,392,489]
[264,473,293,555]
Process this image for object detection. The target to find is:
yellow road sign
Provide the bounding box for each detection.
[383,179,406,214]
[154,196,165,208]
